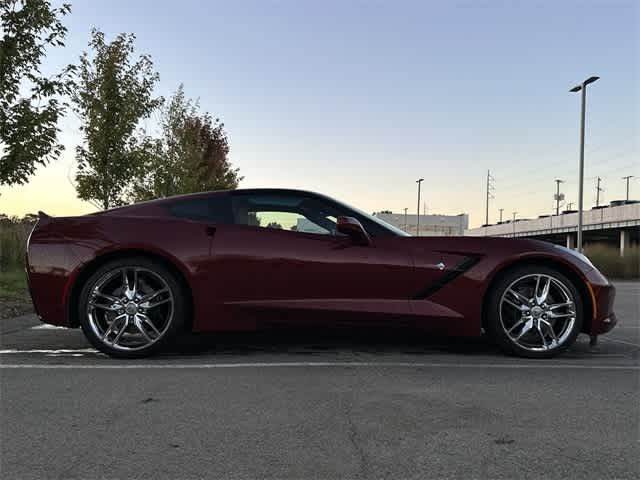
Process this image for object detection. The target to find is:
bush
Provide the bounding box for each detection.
[0,217,34,272]
[584,244,639,279]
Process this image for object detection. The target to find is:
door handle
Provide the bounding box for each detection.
[205,225,217,237]
[428,262,446,271]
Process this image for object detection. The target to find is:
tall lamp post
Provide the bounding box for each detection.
[622,175,634,201]
[570,76,599,252]
[416,178,424,237]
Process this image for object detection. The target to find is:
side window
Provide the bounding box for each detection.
[232,193,342,235]
[166,195,232,223]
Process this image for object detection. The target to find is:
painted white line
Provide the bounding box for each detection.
[599,338,640,348]
[0,349,98,354]
[0,362,637,370]
[30,324,69,330]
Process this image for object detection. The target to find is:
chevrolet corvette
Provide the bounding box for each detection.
[26,188,616,358]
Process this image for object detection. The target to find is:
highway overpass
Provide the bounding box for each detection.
[465,201,639,255]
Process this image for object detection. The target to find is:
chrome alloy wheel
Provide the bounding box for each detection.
[499,274,577,352]
[86,267,174,351]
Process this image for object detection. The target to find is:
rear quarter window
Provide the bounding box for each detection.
[166,196,233,224]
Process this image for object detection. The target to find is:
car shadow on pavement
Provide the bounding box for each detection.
[164,329,504,358]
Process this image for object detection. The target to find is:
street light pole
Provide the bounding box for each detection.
[623,175,634,201]
[570,76,599,253]
[403,207,408,232]
[416,178,424,237]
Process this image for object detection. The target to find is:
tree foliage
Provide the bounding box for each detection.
[133,84,241,202]
[0,0,71,186]
[70,29,162,209]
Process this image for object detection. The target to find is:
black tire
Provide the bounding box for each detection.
[485,264,584,359]
[78,256,187,358]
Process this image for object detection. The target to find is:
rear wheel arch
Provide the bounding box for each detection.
[481,256,593,335]
[68,249,194,331]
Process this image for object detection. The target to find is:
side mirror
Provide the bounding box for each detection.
[336,216,371,246]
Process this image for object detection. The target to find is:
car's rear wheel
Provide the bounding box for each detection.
[78,257,186,358]
[485,265,584,358]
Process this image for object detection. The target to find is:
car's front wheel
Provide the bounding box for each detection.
[78,257,186,358]
[485,265,584,358]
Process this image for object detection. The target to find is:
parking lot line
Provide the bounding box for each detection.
[599,338,640,348]
[0,362,638,370]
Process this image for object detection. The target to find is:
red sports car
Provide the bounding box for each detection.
[26,188,616,358]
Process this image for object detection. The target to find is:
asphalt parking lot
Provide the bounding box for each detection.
[1,282,638,480]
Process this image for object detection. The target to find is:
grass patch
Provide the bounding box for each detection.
[0,269,32,319]
[584,244,639,279]
[0,269,29,301]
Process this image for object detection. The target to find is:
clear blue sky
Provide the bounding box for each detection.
[1,0,637,226]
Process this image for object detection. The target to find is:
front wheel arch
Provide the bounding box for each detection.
[68,249,194,332]
[481,257,593,335]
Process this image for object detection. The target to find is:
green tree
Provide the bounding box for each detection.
[70,29,162,209]
[0,0,72,186]
[133,85,241,202]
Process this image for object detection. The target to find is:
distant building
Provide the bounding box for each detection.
[373,212,469,236]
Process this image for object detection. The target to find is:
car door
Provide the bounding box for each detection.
[206,191,419,328]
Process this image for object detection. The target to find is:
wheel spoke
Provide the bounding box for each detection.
[94,292,120,303]
[141,298,171,310]
[507,317,527,334]
[537,324,548,349]
[137,313,161,337]
[507,289,530,307]
[102,314,127,343]
[122,268,138,300]
[548,301,574,311]
[121,269,129,295]
[134,318,153,342]
[132,269,138,297]
[536,276,551,305]
[541,319,558,346]
[139,288,169,304]
[89,300,120,312]
[548,311,575,319]
[503,298,527,312]
[112,319,128,346]
[514,319,534,340]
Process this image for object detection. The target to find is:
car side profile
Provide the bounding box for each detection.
[26,188,617,358]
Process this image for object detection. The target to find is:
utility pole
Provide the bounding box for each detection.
[622,175,634,201]
[570,75,599,253]
[485,170,495,225]
[403,207,408,231]
[499,208,504,223]
[416,178,424,237]
[512,212,518,238]
[554,179,564,215]
[595,176,604,207]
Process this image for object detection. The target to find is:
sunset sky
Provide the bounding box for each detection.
[0,0,637,227]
